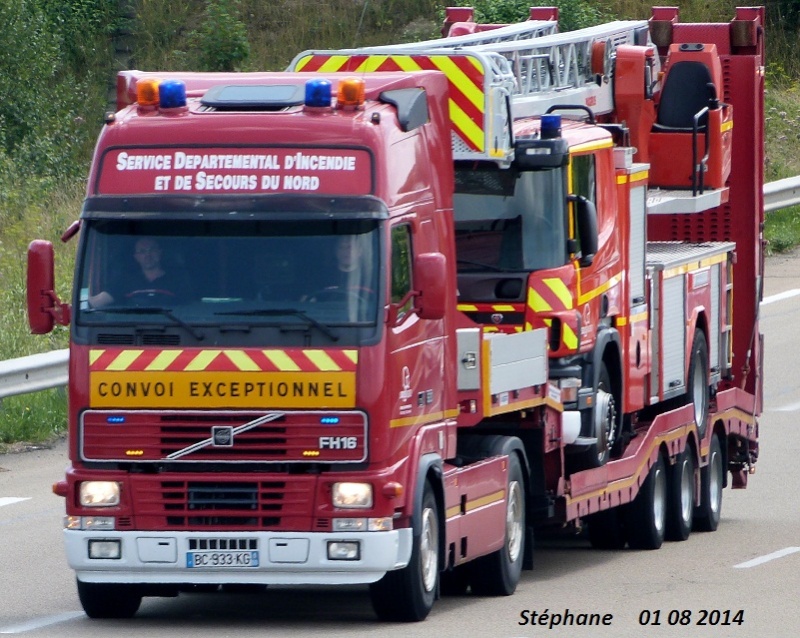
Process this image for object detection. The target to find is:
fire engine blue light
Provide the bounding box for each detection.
[159,80,187,109]
[320,416,340,425]
[540,114,562,139]
[305,79,332,108]
[106,416,126,424]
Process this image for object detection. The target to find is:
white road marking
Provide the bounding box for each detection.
[772,399,800,412]
[733,546,800,568]
[0,612,84,634]
[761,288,800,306]
[0,498,30,508]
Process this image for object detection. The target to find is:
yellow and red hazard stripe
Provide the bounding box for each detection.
[294,53,487,154]
[526,277,579,351]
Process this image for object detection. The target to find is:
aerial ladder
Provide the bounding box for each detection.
[290,7,735,213]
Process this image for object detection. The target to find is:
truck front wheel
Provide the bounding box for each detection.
[370,482,439,621]
[77,580,142,618]
[470,453,526,596]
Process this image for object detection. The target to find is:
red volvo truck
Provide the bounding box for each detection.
[27,5,763,621]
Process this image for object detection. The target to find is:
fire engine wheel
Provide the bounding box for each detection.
[470,454,526,596]
[578,362,618,469]
[370,481,439,622]
[666,447,696,541]
[76,580,142,618]
[686,330,710,439]
[626,452,667,550]
[694,434,724,532]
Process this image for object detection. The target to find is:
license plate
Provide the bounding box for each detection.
[187,551,259,568]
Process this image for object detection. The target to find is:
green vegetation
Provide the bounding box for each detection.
[1,0,799,448]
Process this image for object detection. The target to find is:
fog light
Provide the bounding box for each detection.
[88,539,121,559]
[79,481,120,507]
[84,516,115,531]
[327,541,360,561]
[333,518,367,532]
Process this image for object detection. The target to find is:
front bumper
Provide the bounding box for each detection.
[66,528,412,586]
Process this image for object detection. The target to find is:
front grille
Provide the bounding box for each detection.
[132,477,315,530]
[188,538,257,551]
[81,410,368,463]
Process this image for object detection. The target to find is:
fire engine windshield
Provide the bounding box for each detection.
[75,217,381,342]
[453,165,568,272]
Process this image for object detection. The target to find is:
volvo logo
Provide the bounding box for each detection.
[212,426,234,447]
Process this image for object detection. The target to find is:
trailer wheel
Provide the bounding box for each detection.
[77,580,142,618]
[370,481,439,621]
[666,447,696,541]
[470,454,526,596]
[694,434,724,532]
[687,330,710,438]
[626,452,667,550]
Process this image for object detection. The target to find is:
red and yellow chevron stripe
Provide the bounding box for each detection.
[89,348,358,373]
[294,52,487,154]
[527,277,579,351]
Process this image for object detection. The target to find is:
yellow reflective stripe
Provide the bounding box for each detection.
[721,119,733,133]
[356,55,392,73]
[145,350,182,371]
[108,350,143,371]
[342,349,358,365]
[529,289,552,313]
[89,350,105,365]
[433,55,484,113]
[224,350,260,371]
[570,140,614,153]
[185,350,221,371]
[264,350,301,372]
[465,489,505,512]
[563,323,578,349]
[457,304,479,312]
[450,97,484,151]
[392,56,422,72]
[294,55,312,71]
[578,273,623,306]
[305,349,340,371]
[317,55,354,72]
[492,305,516,312]
[544,278,573,309]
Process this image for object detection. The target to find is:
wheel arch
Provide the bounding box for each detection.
[412,453,446,572]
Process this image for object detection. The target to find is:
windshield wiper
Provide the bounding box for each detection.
[88,306,204,341]
[215,308,339,342]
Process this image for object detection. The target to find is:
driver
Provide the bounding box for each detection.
[89,238,189,308]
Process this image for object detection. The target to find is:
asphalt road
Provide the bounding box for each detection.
[1,252,799,637]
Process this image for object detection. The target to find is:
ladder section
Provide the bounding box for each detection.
[366,18,558,51]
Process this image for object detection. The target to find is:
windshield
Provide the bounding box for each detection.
[76,217,381,340]
[453,166,568,272]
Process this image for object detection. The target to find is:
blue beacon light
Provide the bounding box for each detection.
[106,416,126,424]
[540,114,562,140]
[305,79,333,108]
[159,80,187,109]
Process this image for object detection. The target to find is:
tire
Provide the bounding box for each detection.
[587,507,627,550]
[666,447,696,541]
[370,482,439,621]
[470,454,526,596]
[626,452,667,550]
[576,362,619,469]
[694,434,724,532]
[687,331,710,438]
[77,580,142,619]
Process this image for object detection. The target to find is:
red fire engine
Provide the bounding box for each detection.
[27,5,763,622]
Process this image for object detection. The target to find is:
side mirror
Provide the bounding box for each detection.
[569,194,599,267]
[27,240,69,334]
[414,252,447,320]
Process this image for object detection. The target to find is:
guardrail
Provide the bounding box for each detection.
[0,349,69,400]
[764,175,800,213]
[2,178,800,400]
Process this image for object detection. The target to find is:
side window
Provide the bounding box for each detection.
[572,153,597,204]
[391,224,414,317]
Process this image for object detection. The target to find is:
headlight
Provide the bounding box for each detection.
[79,481,120,507]
[332,482,373,509]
